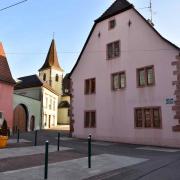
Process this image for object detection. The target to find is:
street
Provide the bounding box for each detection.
[0,130,180,179]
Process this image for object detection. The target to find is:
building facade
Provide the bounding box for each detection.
[39,39,70,125]
[70,0,180,147]
[13,93,41,132]
[14,75,59,131]
[14,39,70,132]
[0,42,15,130]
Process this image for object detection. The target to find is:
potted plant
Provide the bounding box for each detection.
[0,119,9,148]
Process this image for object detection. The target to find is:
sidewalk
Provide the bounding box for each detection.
[0,154,147,180]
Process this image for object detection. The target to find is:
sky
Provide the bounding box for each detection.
[0,0,180,79]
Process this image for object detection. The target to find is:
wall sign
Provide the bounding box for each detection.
[166,98,174,105]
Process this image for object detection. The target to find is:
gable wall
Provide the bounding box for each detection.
[71,9,180,147]
[14,87,41,100]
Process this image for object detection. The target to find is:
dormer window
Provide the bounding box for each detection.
[109,19,116,30]
[43,74,46,81]
[55,74,59,82]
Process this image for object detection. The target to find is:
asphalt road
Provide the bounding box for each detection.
[2,130,180,180]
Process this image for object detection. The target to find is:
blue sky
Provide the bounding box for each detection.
[0,0,180,78]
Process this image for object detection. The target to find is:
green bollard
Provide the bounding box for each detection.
[44,140,49,179]
[88,134,92,168]
[57,132,60,151]
[34,130,37,146]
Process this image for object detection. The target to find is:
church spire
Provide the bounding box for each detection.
[39,39,64,72]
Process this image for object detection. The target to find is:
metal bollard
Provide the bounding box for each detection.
[17,129,20,143]
[44,140,49,179]
[57,132,60,151]
[34,130,38,146]
[88,134,92,168]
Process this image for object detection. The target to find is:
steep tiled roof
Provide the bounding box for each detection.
[95,0,133,23]
[15,74,59,95]
[69,0,179,77]
[0,42,16,85]
[39,39,64,72]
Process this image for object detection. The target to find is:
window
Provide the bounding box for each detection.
[109,19,116,29]
[137,66,155,87]
[84,111,96,128]
[45,97,48,108]
[44,114,47,126]
[135,107,161,128]
[107,41,120,60]
[85,78,96,94]
[43,74,46,81]
[53,100,55,111]
[112,72,126,90]
[49,98,52,110]
[55,74,59,82]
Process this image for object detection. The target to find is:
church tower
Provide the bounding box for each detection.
[39,39,64,97]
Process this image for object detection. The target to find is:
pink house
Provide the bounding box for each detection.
[69,0,180,147]
[0,42,15,130]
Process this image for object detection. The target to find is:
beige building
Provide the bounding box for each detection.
[14,74,59,131]
[38,39,70,126]
[13,93,41,131]
[58,73,70,125]
[14,39,70,131]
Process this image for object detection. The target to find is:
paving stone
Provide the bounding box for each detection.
[0,154,148,180]
[0,145,72,159]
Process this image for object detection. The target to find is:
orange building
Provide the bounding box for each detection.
[0,42,15,130]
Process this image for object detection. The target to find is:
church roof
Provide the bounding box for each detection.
[95,0,133,23]
[39,39,64,72]
[15,74,59,95]
[0,42,16,85]
[15,74,43,89]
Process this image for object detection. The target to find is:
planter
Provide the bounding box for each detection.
[0,136,8,148]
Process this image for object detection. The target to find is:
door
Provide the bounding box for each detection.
[13,105,27,133]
